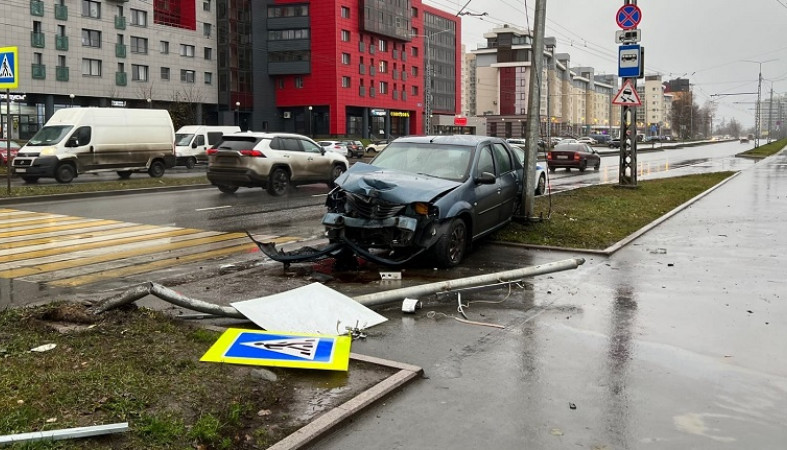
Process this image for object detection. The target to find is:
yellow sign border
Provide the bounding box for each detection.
[200,328,352,371]
[0,47,19,90]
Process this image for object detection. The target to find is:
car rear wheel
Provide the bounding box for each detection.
[54,163,76,183]
[117,170,132,179]
[185,157,197,169]
[536,173,546,195]
[579,161,587,172]
[148,160,165,178]
[266,167,290,196]
[434,218,467,268]
[328,164,346,186]
[217,185,239,194]
[594,160,600,171]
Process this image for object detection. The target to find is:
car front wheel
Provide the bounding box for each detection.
[217,185,239,194]
[328,164,345,186]
[434,218,467,267]
[536,173,546,195]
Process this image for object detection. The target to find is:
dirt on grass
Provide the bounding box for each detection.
[0,302,394,449]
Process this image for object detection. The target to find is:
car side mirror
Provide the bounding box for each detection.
[476,171,496,185]
[320,148,326,155]
[66,138,79,147]
[192,142,199,148]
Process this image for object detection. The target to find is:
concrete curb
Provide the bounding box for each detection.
[268,353,423,450]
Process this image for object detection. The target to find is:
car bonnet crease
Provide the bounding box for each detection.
[335,163,462,204]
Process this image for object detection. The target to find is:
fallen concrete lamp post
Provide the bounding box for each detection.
[93,258,585,316]
[0,423,129,445]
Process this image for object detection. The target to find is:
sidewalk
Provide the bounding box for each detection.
[308,148,787,449]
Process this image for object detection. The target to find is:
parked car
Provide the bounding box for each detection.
[507,138,546,150]
[0,139,23,166]
[577,137,597,145]
[365,139,390,153]
[546,142,601,172]
[343,140,364,158]
[317,140,350,157]
[322,135,525,267]
[608,138,621,148]
[206,132,349,196]
[510,145,548,195]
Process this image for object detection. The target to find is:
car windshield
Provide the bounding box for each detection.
[175,133,195,146]
[370,142,473,181]
[26,125,74,146]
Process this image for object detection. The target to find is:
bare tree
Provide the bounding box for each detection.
[168,86,205,129]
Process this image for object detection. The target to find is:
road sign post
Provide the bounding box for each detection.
[0,46,19,195]
[616,2,639,187]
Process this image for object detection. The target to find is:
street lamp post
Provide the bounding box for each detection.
[69,94,74,107]
[235,101,240,127]
[308,106,313,138]
[146,98,152,109]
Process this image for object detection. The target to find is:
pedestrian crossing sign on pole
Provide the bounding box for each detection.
[0,47,19,89]
[200,328,352,371]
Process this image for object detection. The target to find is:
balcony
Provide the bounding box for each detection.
[55,35,68,51]
[115,15,126,30]
[30,0,44,16]
[115,44,127,58]
[116,72,127,86]
[54,4,67,20]
[31,63,46,79]
[56,66,69,81]
[31,32,45,48]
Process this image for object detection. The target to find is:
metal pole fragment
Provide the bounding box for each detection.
[0,422,129,444]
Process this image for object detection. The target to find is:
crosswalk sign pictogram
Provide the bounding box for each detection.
[0,47,19,89]
[612,79,641,107]
[200,328,352,371]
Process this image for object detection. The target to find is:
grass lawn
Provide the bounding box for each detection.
[736,138,786,158]
[495,172,735,250]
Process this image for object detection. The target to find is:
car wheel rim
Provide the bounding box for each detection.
[272,171,288,193]
[448,223,466,262]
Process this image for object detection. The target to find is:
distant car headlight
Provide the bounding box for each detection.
[38,147,58,156]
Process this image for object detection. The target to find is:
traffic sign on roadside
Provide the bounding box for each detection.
[616,4,642,30]
[200,328,352,371]
[618,44,642,78]
[615,29,641,44]
[612,79,642,107]
[0,47,19,89]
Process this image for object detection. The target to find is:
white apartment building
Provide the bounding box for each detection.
[0,0,218,139]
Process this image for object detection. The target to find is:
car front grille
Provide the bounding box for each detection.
[345,192,405,220]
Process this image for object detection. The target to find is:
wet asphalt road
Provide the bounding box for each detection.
[306,148,787,449]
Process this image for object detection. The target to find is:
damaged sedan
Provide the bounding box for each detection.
[319,135,525,267]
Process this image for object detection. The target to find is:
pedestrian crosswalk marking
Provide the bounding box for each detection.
[0,209,302,287]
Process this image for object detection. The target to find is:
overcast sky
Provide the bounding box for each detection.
[426,0,787,129]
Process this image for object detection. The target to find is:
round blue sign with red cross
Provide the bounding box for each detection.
[616,4,642,30]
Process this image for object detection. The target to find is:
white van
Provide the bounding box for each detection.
[12,108,175,184]
[174,125,241,168]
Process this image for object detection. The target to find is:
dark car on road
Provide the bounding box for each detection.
[322,135,525,267]
[547,142,601,172]
[343,140,364,158]
[608,138,621,148]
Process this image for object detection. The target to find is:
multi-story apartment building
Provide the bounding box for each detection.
[1,0,218,139]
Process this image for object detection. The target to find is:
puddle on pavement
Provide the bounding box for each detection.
[0,278,75,310]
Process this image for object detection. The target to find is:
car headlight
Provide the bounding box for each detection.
[413,202,438,217]
[38,147,58,156]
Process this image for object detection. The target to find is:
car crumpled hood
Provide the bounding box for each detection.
[335,163,462,204]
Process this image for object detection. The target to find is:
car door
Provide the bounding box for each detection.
[491,143,519,222]
[300,138,332,181]
[472,144,503,237]
[66,126,97,168]
[273,137,310,181]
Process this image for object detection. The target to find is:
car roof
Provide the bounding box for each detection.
[224,132,314,140]
[554,142,590,151]
[392,135,508,146]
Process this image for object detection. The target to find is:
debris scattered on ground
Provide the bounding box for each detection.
[569,402,577,410]
[30,343,56,353]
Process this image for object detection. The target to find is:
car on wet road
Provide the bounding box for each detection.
[321,135,525,267]
[546,142,601,172]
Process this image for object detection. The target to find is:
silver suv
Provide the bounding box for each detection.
[206,132,349,196]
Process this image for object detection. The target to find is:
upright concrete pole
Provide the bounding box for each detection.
[521,0,547,218]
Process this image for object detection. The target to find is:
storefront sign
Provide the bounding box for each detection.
[454,116,468,126]
[371,109,386,116]
[0,93,26,102]
[110,100,127,107]
[390,111,409,118]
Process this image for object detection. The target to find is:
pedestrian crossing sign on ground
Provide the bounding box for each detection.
[200,328,352,371]
[0,47,19,89]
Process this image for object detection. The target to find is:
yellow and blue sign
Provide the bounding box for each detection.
[200,328,352,371]
[0,47,19,89]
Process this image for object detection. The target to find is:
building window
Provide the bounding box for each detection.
[130,9,147,26]
[82,58,101,76]
[203,23,211,37]
[180,69,195,83]
[130,37,148,54]
[411,47,418,57]
[267,5,309,17]
[379,60,387,73]
[131,64,148,81]
[205,72,213,85]
[342,53,350,65]
[341,30,350,42]
[160,41,169,54]
[267,29,310,40]
[378,39,387,52]
[277,78,284,89]
[412,66,418,76]
[161,67,170,80]
[411,7,418,17]
[379,81,388,94]
[180,44,195,57]
[295,76,303,88]
[57,55,66,66]
[411,86,418,96]
[81,29,101,48]
[204,47,212,60]
[342,76,351,88]
[341,6,350,18]
[203,0,211,12]
[82,0,100,18]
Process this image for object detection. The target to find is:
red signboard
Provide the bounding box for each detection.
[454,116,467,126]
